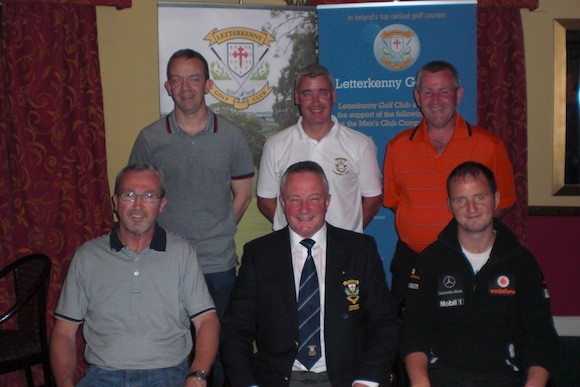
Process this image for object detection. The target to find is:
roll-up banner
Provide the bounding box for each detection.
[318,1,477,284]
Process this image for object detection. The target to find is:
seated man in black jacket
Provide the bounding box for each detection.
[401,161,558,387]
[221,161,401,386]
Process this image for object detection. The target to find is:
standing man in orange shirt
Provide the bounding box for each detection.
[383,60,516,303]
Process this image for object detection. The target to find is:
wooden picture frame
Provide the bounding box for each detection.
[553,19,580,196]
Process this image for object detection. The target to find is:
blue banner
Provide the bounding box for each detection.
[318,1,477,284]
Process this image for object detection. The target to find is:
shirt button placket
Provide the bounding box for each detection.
[132,259,141,293]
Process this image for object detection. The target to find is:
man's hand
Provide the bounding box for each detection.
[524,365,549,387]
[185,376,207,387]
[405,352,431,387]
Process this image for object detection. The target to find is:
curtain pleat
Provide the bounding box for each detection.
[0,2,114,384]
[477,6,528,244]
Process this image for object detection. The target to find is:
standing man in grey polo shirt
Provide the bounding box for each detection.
[50,163,219,387]
[129,49,254,386]
[129,48,253,303]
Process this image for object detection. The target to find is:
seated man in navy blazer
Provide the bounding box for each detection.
[221,161,401,386]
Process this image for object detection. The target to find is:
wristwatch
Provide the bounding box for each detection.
[188,370,208,381]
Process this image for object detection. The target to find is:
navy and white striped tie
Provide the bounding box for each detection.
[297,238,321,370]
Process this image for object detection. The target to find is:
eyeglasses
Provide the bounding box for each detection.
[118,192,161,204]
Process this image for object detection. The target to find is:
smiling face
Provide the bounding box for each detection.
[113,170,167,240]
[294,75,336,135]
[448,173,500,237]
[280,171,330,239]
[164,57,212,117]
[414,69,463,131]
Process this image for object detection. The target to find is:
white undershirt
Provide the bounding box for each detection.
[461,245,493,274]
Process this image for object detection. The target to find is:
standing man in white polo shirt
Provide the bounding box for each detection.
[257,64,382,233]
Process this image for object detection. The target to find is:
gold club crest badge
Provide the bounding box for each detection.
[343,279,360,311]
[204,27,274,110]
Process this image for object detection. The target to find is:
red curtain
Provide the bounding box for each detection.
[310,0,535,245]
[0,0,129,384]
[477,5,530,244]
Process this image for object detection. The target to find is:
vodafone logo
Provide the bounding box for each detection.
[497,275,510,288]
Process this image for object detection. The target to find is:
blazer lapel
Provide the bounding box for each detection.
[324,224,350,315]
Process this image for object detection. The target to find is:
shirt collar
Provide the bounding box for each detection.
[410,113,470,142]
[168,109,216,135]
[110,222,167,252]
[289,224,328,252]
[296,115,340,141]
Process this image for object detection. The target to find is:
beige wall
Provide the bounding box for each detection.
[97,1,159,191]
[522,0,580,206]
[98,0,580,206]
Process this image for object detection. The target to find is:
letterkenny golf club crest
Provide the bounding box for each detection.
[373,24,420,72]
[204,26,274,110]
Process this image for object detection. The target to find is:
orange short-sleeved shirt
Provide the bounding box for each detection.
[383,114,516,253]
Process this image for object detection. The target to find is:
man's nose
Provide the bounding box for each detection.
[465,199,477,212]
[132,195,146,206]
[182,79,194,90]
[432,92,442,103]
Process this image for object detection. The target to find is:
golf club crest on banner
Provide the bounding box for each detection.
[373,24,420,72]
[204,27,275,110]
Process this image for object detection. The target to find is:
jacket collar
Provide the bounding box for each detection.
[438,218,521,263]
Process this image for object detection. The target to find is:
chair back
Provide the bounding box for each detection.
[0,254,51,338]
[0,253,52,385]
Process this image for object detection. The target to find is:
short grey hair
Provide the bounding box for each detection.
[294,64,335,94]
[280,161,329,197]
[114,163,166,197]
[415,60,461,90]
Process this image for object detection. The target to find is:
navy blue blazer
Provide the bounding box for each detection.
[221,223,401,386]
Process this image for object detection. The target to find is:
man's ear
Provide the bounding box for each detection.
[112,194,119,213]
[204,79,213,94]
[158,196,168,215]
[455,87,464,106]
[413,89,421,108]
[164,81,172,96]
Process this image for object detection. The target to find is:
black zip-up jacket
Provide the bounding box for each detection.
[401,219,558,376]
